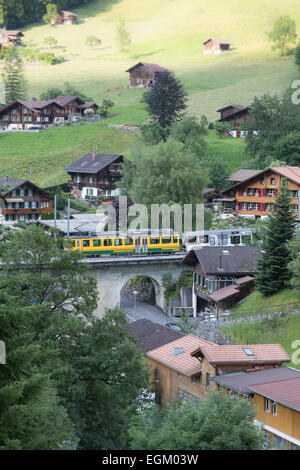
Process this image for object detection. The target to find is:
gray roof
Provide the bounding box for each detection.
[64,153,123,174]
[39,215,106,236]
[226,169,261,182]
[0,177,51,197]
[182,246,262,275]
[125,319,183,353]
[211,366,300,395]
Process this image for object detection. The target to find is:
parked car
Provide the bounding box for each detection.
[166,322,182,331]
[28,125,44,131]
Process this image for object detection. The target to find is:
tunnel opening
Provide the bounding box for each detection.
[121,275,156,306]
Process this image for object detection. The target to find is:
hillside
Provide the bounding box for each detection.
[0,0,300,185]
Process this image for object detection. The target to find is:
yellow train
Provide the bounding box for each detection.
[65,232,180,255]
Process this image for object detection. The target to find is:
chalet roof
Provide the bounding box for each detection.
[211,366,300,395]
[208,276,254,302]
[222,166,300,195]
[0,99,63,114]
[64,153,123,174]
[226,169,261,182]
[191,343,290,366]
[249,377,300,412]
[126,62,168,73]
[181,246,262,275]
[60,10,78,17]
[203,38,232,45]
[125,319,183,353]
[0,29,24,37]
[78,102,98,109]
[146,334,214,377]
[217,105,250,121]
[0,177,52,198]
[54,96,83,107]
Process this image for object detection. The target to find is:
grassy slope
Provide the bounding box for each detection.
[224,290,300,369]
[0,0,300,185]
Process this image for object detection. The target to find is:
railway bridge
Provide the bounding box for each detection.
[83,253,186,318]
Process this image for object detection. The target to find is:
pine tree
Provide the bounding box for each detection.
[1,58,28,103]
[255,182,296,296]
[142,71,187,130]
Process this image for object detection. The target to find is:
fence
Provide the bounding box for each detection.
[231,301,300,318]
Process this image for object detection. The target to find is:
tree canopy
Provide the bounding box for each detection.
[269,15,297,55]
[129,391,263,450]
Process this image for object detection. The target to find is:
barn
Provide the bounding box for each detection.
[126,62,168,88]
[203,38,232,55]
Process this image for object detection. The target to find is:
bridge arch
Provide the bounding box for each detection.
[86,255,184,318]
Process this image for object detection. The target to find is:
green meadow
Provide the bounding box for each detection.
[1,0,300,185]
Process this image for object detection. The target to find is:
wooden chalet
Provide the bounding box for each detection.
[0,96,98,130]
[203,38,232,55]
[0,28,24,51]
[218,166,300,220]
[217,104,251,137]
[64,153,124,200]
[0,176,53,224]
[126,62,168,88]
[51,10,78,25]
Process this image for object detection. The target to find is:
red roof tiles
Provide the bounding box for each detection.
[249,377,300,412]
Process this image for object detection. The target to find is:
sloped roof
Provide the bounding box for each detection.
[126,62,168,73]
[249,377,300,412]
[147,335,214,377]
[211,366,300,395]
[181,246,262,274]
[203,38,232,45]
[64,153,123,174]
[53,96,83,107]
[191,343,290,365]
[226,169,261,182]
[222,166,300,195]
[0,177,51,198]
[208,276,254,303]
[125,319,183,353]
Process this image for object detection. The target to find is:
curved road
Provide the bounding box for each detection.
[120,296,169,325]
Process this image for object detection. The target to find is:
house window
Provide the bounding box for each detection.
[242,203,247,210]
[264,397,270,412]
[191,377,197,384]
[270,178,275,185]
[253,203,258,211]
[272,401,277,416]
[260,176,265,184]
[272,434,286,450]
[206,373,211,388]
[291,443,300,450]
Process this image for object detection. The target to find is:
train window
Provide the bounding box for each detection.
[188,236,196,243]
[125,237,134,246]
[76,240,80,248]
[204,235,209,244]
[103,239,112,247]
[150,237,160,245]
[173,235,178,243]
[209,237,215,246]
[93,239,102,247]
[83,240,90,248]
[162,237,171,244]
[231,236,240,245]
[114,238,123,246]
[71,240,75,248]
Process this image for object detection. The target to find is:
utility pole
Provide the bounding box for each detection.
[67,198,70,239]
[133,290,138,320]
[54,195,57,239]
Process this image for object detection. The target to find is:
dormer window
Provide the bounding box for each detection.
[242,347,255,357]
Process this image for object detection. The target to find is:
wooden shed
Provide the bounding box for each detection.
[126,62,168,88]
[203,38,232,55]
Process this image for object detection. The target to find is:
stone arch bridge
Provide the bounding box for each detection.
[84,253,186,318]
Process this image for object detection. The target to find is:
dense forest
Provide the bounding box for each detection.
[0,0,91,27]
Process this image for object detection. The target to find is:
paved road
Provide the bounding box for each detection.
[120,296,169,325]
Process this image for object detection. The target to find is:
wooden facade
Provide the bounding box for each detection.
[217,105,251,137]
[221,167,300,219]
[65,154,123,200]
[203,38,232,55]
[0,29,24,51]
[126,62,167,88]
[0,178,53,224]
[0,96,98,130]
[51,10,78,25]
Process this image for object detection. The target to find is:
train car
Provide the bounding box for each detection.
[64,231,181,256]
[182,228,259,251]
